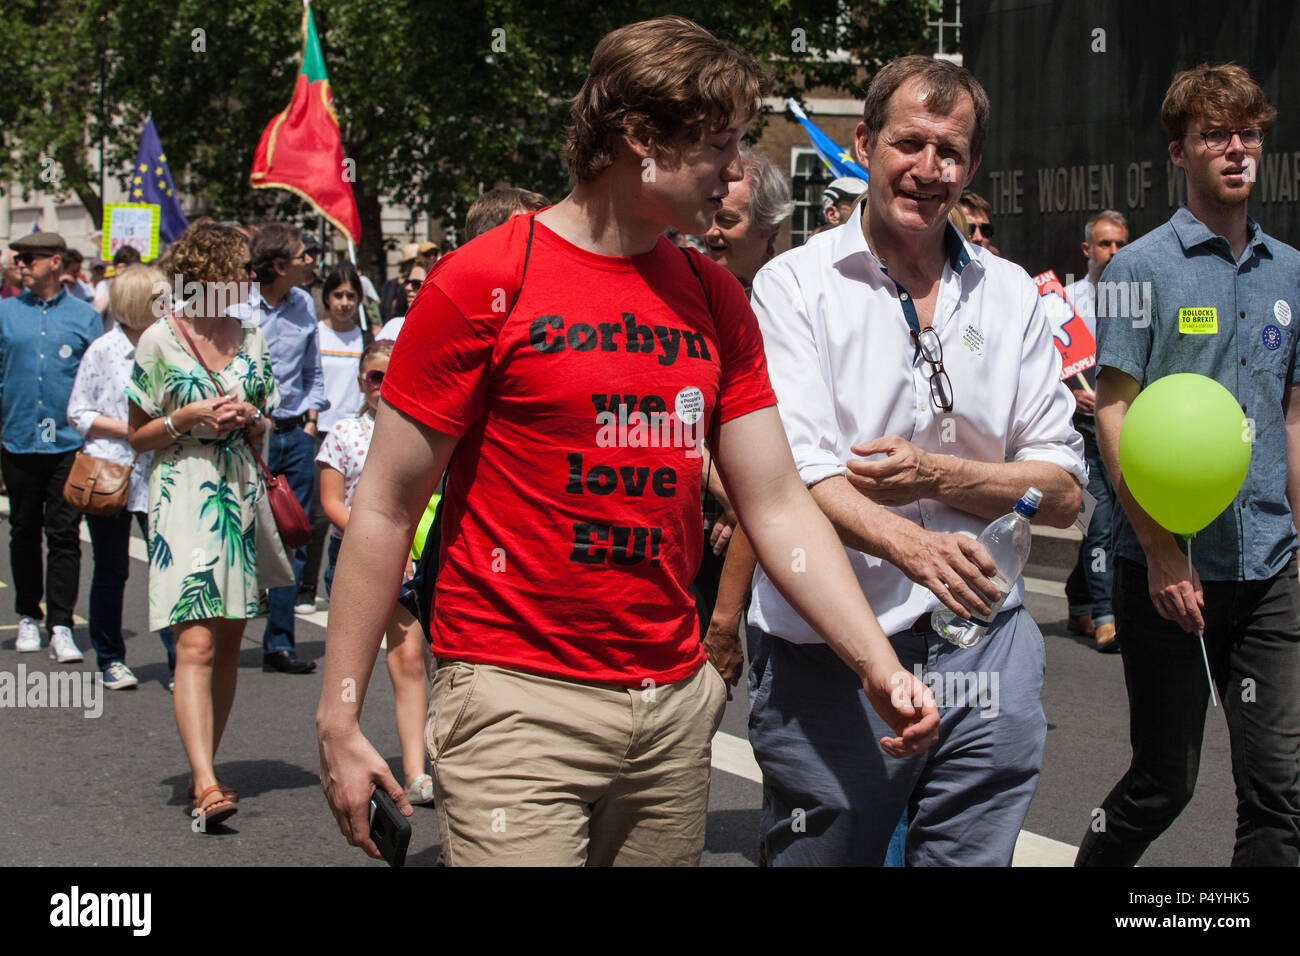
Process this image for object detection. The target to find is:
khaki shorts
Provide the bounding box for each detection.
[427,659,728,866]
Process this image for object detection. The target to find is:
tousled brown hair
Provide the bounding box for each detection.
[862,55,990,162]
[1160,62,1276,141]
[564,16,770,183]
[165,222,247,287]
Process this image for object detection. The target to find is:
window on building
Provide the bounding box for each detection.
[790,148,834,247]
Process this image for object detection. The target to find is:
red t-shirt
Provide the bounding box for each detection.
[382,213,776,686]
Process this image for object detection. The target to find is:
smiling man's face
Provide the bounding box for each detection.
[857,76,978,242]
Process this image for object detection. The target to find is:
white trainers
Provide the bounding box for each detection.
[102,661,139,690]
[48,626,83,663]
[15,616,40,652]
[406,773,435,806]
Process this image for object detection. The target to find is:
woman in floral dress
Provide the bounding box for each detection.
[126,222,291,827]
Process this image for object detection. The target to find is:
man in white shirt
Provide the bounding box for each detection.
[747,55,1085,866]
[1061,211,1128,651]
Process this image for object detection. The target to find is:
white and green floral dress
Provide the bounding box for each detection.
[126,318,291,631]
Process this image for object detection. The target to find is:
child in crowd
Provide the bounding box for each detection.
[316,341,433,805]
[298,263,367,612]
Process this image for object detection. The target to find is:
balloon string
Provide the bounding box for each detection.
[1189,536,1219,708]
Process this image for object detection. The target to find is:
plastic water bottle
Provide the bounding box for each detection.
[931,487,1042,648]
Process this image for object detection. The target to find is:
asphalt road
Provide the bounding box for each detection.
[0,513,1240,867]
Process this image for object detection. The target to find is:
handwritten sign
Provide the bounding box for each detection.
[101,203,161,262]
[1034,269,1096,381]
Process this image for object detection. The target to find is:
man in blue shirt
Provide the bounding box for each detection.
[228,223,327,674]
[1077,64,1300,867]
[0,233,102,662]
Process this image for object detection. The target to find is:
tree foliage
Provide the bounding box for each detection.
[0,0,934,277]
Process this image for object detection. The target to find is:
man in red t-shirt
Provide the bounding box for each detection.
[317,15,940,867]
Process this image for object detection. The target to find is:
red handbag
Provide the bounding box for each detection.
[170,316,313,550]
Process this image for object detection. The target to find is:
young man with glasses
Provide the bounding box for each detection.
[0,232,103,661]
[228,222,328,674]
[1076,64,1300,867]
[746,55,1085,866]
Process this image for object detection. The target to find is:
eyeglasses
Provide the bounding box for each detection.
[1194,127,1264,151]
[362,369,385,390]
[967,221,994,239]
[404,277,423,291]
[15,252,54,266]
[912,327,954,413]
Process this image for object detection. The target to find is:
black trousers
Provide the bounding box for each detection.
[1076,555,1300,867]
[1,448,82,630]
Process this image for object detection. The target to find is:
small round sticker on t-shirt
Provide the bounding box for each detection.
[1262,325,1282,350]
[58,344,72,359]
[675,386,704,425]
[1275,300,1292,327]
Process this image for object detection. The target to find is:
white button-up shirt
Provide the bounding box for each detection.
[748,207,1086,643]
[66,324,152,513]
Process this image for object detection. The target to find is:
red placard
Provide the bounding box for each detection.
[1034,269,1096,381]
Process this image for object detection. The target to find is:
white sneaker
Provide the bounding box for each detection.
[406,773,435,806]
[15,616,40,652]
[102,661,139,690]
[48,626,83,663]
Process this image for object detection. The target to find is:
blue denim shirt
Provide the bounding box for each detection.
[1096,205,1300,581]
[0,288,103,454]
[227,285,328,419]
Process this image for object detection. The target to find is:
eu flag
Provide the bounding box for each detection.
[132,117,189,242]
[786,99,870,183]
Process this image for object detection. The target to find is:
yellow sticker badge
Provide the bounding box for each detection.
[1178,307,1218,334]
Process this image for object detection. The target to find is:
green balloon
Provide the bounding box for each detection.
[1119,373,1251,535]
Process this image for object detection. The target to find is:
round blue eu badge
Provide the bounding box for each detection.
[1262,324,1282,350]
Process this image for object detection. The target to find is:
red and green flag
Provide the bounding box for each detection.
[250,2,361,244]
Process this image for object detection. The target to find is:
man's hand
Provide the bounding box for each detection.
[317,723,412,860]
[1071,387,1096,415]
[865,656,939,757]
[886,524,1001,619]
[702,614,744,700]
[1147,538,1204,633]
[846,435,938,506]
[709,515,734,555]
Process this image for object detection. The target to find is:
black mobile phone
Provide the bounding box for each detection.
[369,788,412,868]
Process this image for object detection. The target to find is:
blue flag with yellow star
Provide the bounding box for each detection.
[132,117,188,242]
[787,99,869,182]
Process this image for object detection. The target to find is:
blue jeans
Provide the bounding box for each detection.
[1065,417,1115,627]
[86,510,175,674]
[749,607,1047,866]
[323,535,341,598]
[261,425,315,653]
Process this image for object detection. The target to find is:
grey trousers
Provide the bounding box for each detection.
[748,606,1047,866]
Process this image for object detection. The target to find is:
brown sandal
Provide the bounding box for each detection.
[188,777,238,802]
[193,784,238,827]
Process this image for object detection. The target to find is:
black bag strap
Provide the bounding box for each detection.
[402,216,537,642]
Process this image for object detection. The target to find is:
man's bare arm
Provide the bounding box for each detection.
[316,398,457,857]
[810,474,1001,619]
